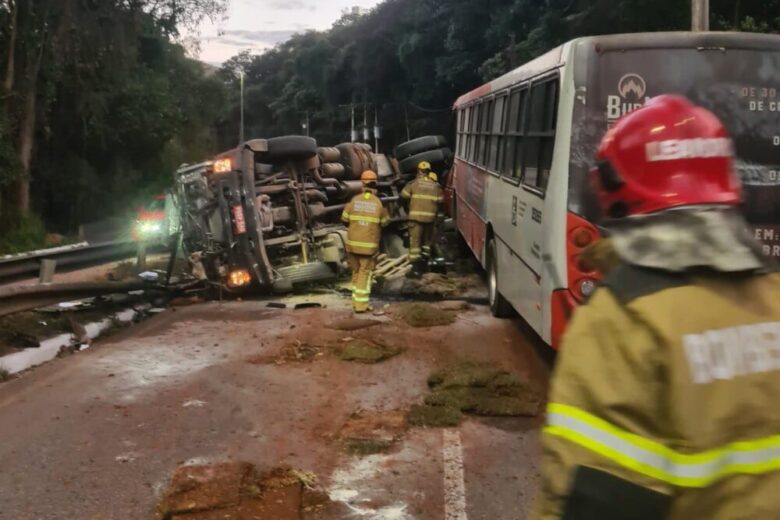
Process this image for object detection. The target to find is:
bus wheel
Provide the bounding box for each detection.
[487,239,513,318]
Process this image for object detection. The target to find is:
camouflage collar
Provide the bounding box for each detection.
[607,207,769,273]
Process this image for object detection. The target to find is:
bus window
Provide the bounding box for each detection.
[481,99,494,167]
[489,95,506,171]
[503,87,528,179]
[468,104,479,162]
[524,78,558,191]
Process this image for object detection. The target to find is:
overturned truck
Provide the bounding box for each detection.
[173,136,430,292]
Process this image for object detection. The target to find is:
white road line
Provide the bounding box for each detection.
[442,428,468,520]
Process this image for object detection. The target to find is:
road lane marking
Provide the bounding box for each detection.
[442,428,468,520]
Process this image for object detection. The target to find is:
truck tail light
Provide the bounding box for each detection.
[228,269,252,288]
[213,158,232,174]
[231,205,247,235]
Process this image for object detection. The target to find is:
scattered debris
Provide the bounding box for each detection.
[409,361,542,427]
[0,367,10,382]
[437,300,472,312]
[408,404,464,428]
[336,339,402,364]
[108,261,135,281]
[393,303,455,328]
[156,463,329,520]
[326,317,382,331]
[294,302,322,310]
[247,340,323,365]
[339,410,408,456]
[182,400,207,408]
[267,302,287,309]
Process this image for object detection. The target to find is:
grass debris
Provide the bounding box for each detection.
[247,340,323,365]
[394,302,456,328]
[345,438,394,455]
[409,361,542,428]
[339,410,408,456]
[0,367,10,382]
[408,404,464,427]
[336,339,402,364]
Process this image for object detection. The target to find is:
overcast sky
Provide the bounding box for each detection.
[197,0,383,64]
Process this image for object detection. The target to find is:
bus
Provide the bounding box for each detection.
[450,32,780,348]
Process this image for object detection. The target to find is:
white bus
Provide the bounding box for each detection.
[450,32,780,348]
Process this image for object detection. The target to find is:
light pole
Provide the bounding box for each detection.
[692,0,709,31]
[239,71,245,144]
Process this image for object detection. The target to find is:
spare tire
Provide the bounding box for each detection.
[267,136,317,161]
[321,162,345,179]
[395,136,447,160]
[317,147,341,163]
[399,147,453,174]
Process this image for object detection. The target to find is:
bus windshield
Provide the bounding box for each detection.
[569,46,780,255]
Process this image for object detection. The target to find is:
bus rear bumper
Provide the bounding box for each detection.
[551,288,578,350]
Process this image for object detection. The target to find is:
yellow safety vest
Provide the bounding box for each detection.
[341,191,389,256]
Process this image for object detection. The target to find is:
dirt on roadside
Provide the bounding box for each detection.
[156,463,331,520]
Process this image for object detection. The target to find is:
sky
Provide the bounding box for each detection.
[197,0,383,64]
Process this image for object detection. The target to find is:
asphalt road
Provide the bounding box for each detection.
[0,291,552,519]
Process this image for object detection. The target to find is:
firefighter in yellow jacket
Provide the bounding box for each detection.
[534,95,780,519]
[401,161,443,275]
[341,170,390,313]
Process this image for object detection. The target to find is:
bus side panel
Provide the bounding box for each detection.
[453,158,489,265]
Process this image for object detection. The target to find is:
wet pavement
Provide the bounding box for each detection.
[0,291,552,519]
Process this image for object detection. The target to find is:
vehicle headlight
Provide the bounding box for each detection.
[138,221,161,235]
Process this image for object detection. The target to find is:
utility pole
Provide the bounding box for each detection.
[692,0,710,31]
[239,71,245,144]
[362,103,369,143]
[350,104,357,142]
[302,111,310,136]
[373,106,380,153]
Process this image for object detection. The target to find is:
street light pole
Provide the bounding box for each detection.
[239,71,245,144]
[692,0,709,31]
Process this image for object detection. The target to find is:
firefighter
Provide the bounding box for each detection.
[533,95,780,519]
[341,170,390,313]
[401,160,443,276]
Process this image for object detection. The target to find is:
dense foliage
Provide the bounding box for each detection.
[2,0,780,250]
[0,0,228,244]
[218,0,780,153]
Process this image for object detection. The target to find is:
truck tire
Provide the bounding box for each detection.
[318,147,341,163]
[399,147,453,174]
[321,162,345,179]
[355,143,373,152]
[394,135,447,160]
[336,143,364,180]
[487,239,514,318]
[267,136,317,161]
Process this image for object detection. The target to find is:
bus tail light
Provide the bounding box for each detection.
[567,212,601,302]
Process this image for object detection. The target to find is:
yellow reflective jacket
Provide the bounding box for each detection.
[341,191,389,256]
[534,264,780,520]
[401,175,443,223]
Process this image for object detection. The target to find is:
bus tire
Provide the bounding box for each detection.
[487,239,513,318]
[267,136,318,161]
[398,147,452,174]
[394,135,447,160]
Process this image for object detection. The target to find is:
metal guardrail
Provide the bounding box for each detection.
[0,281,149,317]
[0,240,139,282]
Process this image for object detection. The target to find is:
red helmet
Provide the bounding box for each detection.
[592,95,741,218]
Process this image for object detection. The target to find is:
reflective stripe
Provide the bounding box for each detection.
[545,402,780,488]
[411,194,441,201]
[409,211,437,218]
[341,211,350,221]
[381,218,390,226]
[401,190,411,198]
[353,288,370,295]
[347,240,379,249]
[409,248,422,253]
[349,215,381,224]
[352,296,370,303]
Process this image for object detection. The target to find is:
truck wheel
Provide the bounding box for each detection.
[394,135,447,160]
[487,239,514,318]
[321,162,345,179]
[399,147,453,174]
[267,136,317,160]
[317,147,341,163]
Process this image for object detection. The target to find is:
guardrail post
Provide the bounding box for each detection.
[136,241,147,273]
[39,259,56,284]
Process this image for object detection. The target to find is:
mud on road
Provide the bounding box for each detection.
[0,290,552,519]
